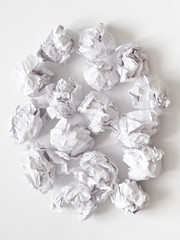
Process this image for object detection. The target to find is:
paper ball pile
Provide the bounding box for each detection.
[10,24,170,221]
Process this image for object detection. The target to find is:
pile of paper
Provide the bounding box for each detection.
[10,23,170,221]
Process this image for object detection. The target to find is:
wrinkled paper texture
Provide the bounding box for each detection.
[84,61,119,91]
[116,43,149,82]
[128,75,170,115]
[73,151,118,203]
[111,110,159,148]
[46,77,83,119]
[50,117,94,156]
[78,24,116,60]
[22,142,55,193]
[46,150,70,176]
[10,102,44,144]
[51,182,96,221]
[38,25,74,63]
[78,91,119,134]
[12,55,54,97]
[111,180,150,214]
[123,146,164,181]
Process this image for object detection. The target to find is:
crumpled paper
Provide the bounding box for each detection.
[10,23,170,220]
[84,61,119,91]
[51,182,96,221]
[30,88,49,109]
[12,55,54,97]
[123,145,164,181]
[78,91,119,134]
[38,25,74,63]
[128,75,170,115]
[78,24,116,60]
[46,150,70,176]
[116,43,149,82]
[111,180,150,214]
[22,142,55,193]
[50,117,94,156]
[73,151,118,203]
[46,77,83,119]
[9,102,44,144]
[111,110,159,148]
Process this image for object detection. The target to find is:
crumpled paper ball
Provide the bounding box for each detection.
[38,25,74,63]
[50,117,94,156]
[111,110,159,148]
[83,60,119,91]
[123,145,164,181]
[12,55,54,97]
[10,102,44,144]
[116,43,149,82]
[111,180,150,214]
[46,77,83,119]
[78,24,116,60]
[128,75,170,115]
[51,182,96,221]
[73,151,118,203]
[22,142,55,193]
[78,91,119,134]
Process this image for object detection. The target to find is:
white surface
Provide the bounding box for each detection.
[0,0,180,239]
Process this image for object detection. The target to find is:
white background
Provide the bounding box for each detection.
[0,0,180,239]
